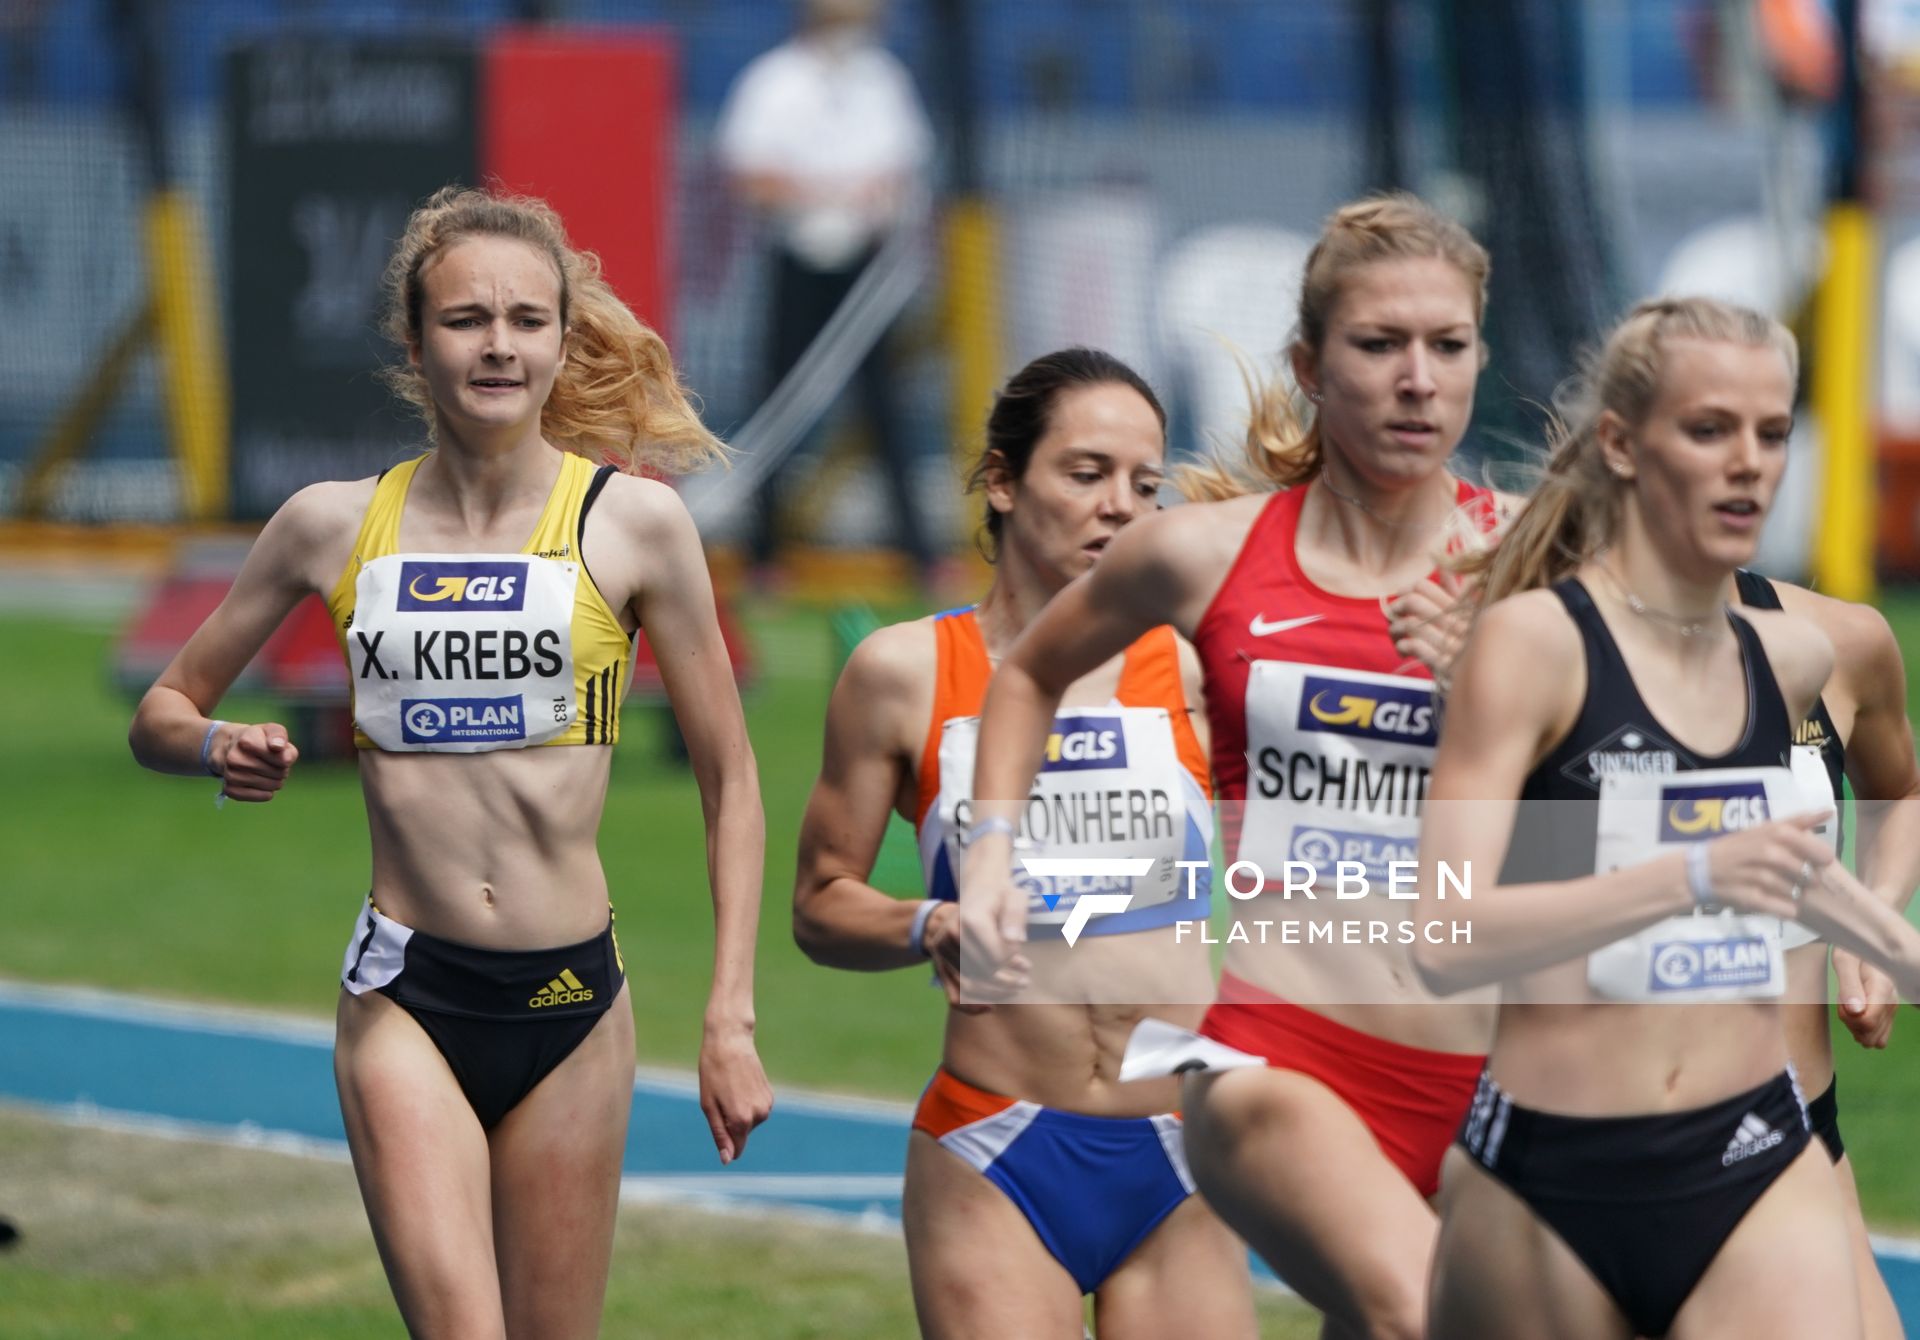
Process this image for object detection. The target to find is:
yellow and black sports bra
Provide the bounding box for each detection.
[325,452,633,751]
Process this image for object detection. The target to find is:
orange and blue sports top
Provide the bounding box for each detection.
[912,605,1213,938]
[325,452,634,751]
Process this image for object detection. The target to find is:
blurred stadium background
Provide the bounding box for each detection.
[3,1,1920,1336]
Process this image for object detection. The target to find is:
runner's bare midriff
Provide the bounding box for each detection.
[942,926,1213,1117]
[359,745,615,948]
[1494,959,1789,1115]
[1782,943,1836,1093]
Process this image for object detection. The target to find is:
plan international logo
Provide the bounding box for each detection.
[401,696,527,744]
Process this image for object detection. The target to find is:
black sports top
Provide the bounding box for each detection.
[1501,577,1797,884]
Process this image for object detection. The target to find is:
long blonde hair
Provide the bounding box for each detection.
[378,185,728,474]
[1177,193,1491,502]
[1461,296,1798,605]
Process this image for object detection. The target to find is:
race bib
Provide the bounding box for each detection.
[1775,745,1839,952]
[1588,765,1801,1000]
[1238,660,1436,885]
[921,707,1208,929]
[348,553,578,752]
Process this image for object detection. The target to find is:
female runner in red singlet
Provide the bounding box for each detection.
[959,194,1510,1339]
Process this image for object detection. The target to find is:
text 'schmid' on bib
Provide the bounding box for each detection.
[1236,660,1437,885]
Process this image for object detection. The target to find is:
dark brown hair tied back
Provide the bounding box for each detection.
[965,347,1166,563]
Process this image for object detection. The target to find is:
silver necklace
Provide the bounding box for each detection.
[1315,464,1450,533]
[1595,558,1720,638]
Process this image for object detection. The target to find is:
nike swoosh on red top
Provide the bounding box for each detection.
[1248,613,1324,638]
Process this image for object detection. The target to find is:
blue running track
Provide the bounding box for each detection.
[3,978,1918,1325]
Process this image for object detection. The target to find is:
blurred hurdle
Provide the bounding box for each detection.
[18,0,227,524]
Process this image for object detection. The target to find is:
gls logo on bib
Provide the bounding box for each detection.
[397,561,528,611]
[1296,674,1437,746]
[1658,780,1770,843]
[1042,715,1129,773]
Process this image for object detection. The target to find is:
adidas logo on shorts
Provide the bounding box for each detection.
[1721,1112,1784,1166]
[529,968,594,1008]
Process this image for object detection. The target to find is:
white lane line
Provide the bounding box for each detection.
[2,1097,353,1164]
[614,1177,903,1237]
[11,979,1920,1270]
[618,1174,902,1197]
[1,1096,907,1232]
[0,979,334,1047]
[0,977,916,1120]
[1873,1235,1920,1263]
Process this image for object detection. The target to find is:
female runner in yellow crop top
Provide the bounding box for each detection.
[130,186,772,1339]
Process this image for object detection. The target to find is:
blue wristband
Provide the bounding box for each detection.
[908,899,941,958]
[1685,842,1715,909]
[200,720,229,778]
[963,816,1016,846]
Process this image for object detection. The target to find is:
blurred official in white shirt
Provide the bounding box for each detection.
[717,0,942,585]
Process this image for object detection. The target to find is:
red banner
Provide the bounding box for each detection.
[482,29,677,339]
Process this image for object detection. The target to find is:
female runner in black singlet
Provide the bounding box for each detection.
[1414,295,1920,1340]
[1730,567,1920,1340]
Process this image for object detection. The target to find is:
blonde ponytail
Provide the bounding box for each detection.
[1175,355,1323,500]
[1460,295,1799,604]
[1175,192,1490,502]
[378,185,728,475]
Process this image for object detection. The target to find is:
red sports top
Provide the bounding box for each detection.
[1192,479,1497,853]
